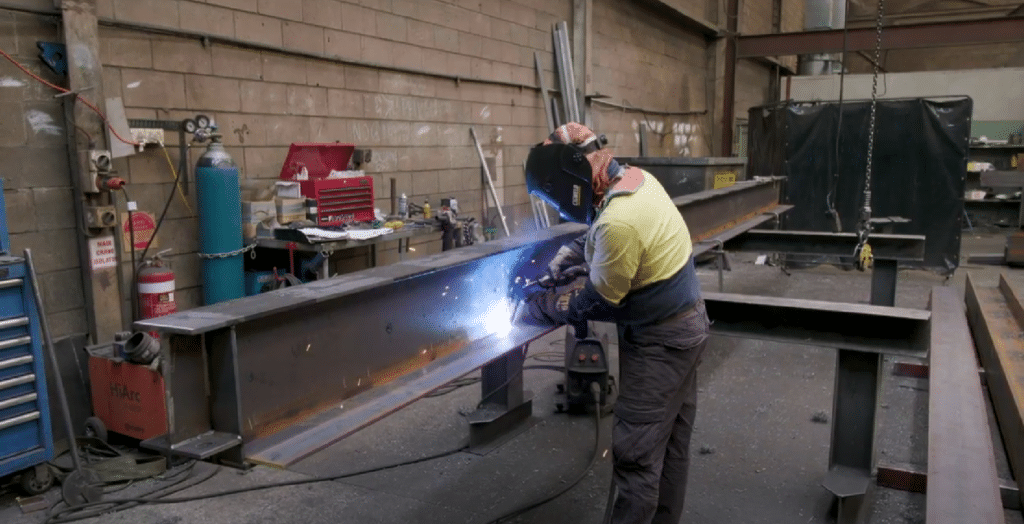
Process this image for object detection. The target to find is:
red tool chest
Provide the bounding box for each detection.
[278,143,375,225]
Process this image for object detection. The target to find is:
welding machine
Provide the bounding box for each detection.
[556,326,615,415]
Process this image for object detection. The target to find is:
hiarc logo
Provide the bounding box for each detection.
[109,383,142,403]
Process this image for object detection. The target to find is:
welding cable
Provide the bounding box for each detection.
[475,363,567,409]
[826,0,852,233]
[134,145,186,274]
[120,187,138,320]
[160,143,194,214]
[427,365,566,399]
[0,46,140,147]
[127,146,181,322]
[486,382,605,524]
[45,460,205,524]
[44,444,469,524]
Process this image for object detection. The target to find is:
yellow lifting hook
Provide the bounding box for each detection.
[858,243,873,271]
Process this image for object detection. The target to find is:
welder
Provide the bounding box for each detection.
[522,122,709,524]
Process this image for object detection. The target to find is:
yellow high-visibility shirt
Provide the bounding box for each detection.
[584,168,693,305]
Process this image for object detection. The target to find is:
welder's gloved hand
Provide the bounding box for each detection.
[548,243,585,279]
[553,264,588,286]
[524,277,587,327]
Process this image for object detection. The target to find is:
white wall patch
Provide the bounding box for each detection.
[25,109,63,136]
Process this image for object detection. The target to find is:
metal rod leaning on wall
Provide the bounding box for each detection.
[534,52,556,134]
[553,22,580,124]
[469,127,510,237]
[25,250,84,474]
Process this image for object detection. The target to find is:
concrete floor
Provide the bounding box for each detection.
[2,231,1023,523]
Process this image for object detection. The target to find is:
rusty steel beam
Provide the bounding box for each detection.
[736,17,1024,57]
[674,179,784,242]
[928,285,1003,523]
[965,273,1024,511]
[137,179,788,467]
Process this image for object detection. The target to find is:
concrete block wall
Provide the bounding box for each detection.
[0,9,87,338]
[91,0,723,311]
[592,0,713,158]
[1,0,799,336]
[734,0,803,131]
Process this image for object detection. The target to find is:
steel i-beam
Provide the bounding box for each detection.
[136,178,928,471]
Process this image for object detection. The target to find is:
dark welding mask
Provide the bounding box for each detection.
[525,135,607,225]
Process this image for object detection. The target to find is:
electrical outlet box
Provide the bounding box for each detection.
[85,205,117,229]
[89,150,113,175]
[130,128,165,148]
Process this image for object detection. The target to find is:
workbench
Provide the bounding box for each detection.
[252,224,443,279]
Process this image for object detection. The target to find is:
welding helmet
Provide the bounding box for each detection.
[525,124,611,225]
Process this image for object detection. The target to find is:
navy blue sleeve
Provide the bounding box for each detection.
[567,278,620,326]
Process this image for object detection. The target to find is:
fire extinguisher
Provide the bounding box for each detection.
[138,250,177,332]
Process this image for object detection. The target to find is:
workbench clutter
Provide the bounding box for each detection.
[280,143,376,226]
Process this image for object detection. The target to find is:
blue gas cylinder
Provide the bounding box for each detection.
[195,132,244,305]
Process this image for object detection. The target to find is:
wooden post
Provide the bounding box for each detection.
[61,0,124,342]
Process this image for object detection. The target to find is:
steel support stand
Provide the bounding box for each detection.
[824,260,895,523]
[467,345,534,453]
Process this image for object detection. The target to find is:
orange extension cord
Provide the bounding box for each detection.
[0,46,139,146]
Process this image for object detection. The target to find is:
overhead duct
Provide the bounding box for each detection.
[799,0,847,75]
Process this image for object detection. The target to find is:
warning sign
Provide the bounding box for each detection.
[713,171,737,189]
[89,236,117,270]
[121,212,157,252]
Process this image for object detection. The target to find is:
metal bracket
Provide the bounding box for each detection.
[467,344,535,454]
[36,42,67,76]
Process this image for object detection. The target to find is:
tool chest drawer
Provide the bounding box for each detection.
[0,258,53,472]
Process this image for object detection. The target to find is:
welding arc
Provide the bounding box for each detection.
[487,382,605,523]
[44,445,468,524]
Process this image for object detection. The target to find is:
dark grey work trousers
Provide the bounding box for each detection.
[610,300,709,524]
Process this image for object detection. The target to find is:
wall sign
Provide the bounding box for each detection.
[89,236,117,270]
[121,212,157,252]
[713,171,737,189]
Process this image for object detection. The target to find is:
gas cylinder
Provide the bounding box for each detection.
[195,129,244,305]
[138,252,177,338]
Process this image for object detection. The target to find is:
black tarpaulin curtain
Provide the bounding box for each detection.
[748,97,972,274]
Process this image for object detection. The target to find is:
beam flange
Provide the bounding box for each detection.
[704,292,930,356]
[965,273,1024,511]
[928,285,1003,523]
[725,230,926,261]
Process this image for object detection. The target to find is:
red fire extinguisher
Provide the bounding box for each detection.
[138,250,177,331]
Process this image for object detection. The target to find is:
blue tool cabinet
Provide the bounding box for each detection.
[0,180,54,487]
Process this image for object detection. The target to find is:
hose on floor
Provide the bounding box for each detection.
[487,381,605,523]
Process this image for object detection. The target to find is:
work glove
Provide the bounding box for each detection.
[524,277,587,327]
[548,243,585,278]
[538,264,589,289]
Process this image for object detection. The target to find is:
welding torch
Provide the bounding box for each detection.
[510,265,590,324]
[531,264,589,290]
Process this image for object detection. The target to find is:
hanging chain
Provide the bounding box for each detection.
[856,0,885,269]
[197,243,257,260]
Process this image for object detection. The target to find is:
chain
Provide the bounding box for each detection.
[855,0,885,270]
[197,243,257,260]
[859,0,885,243]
